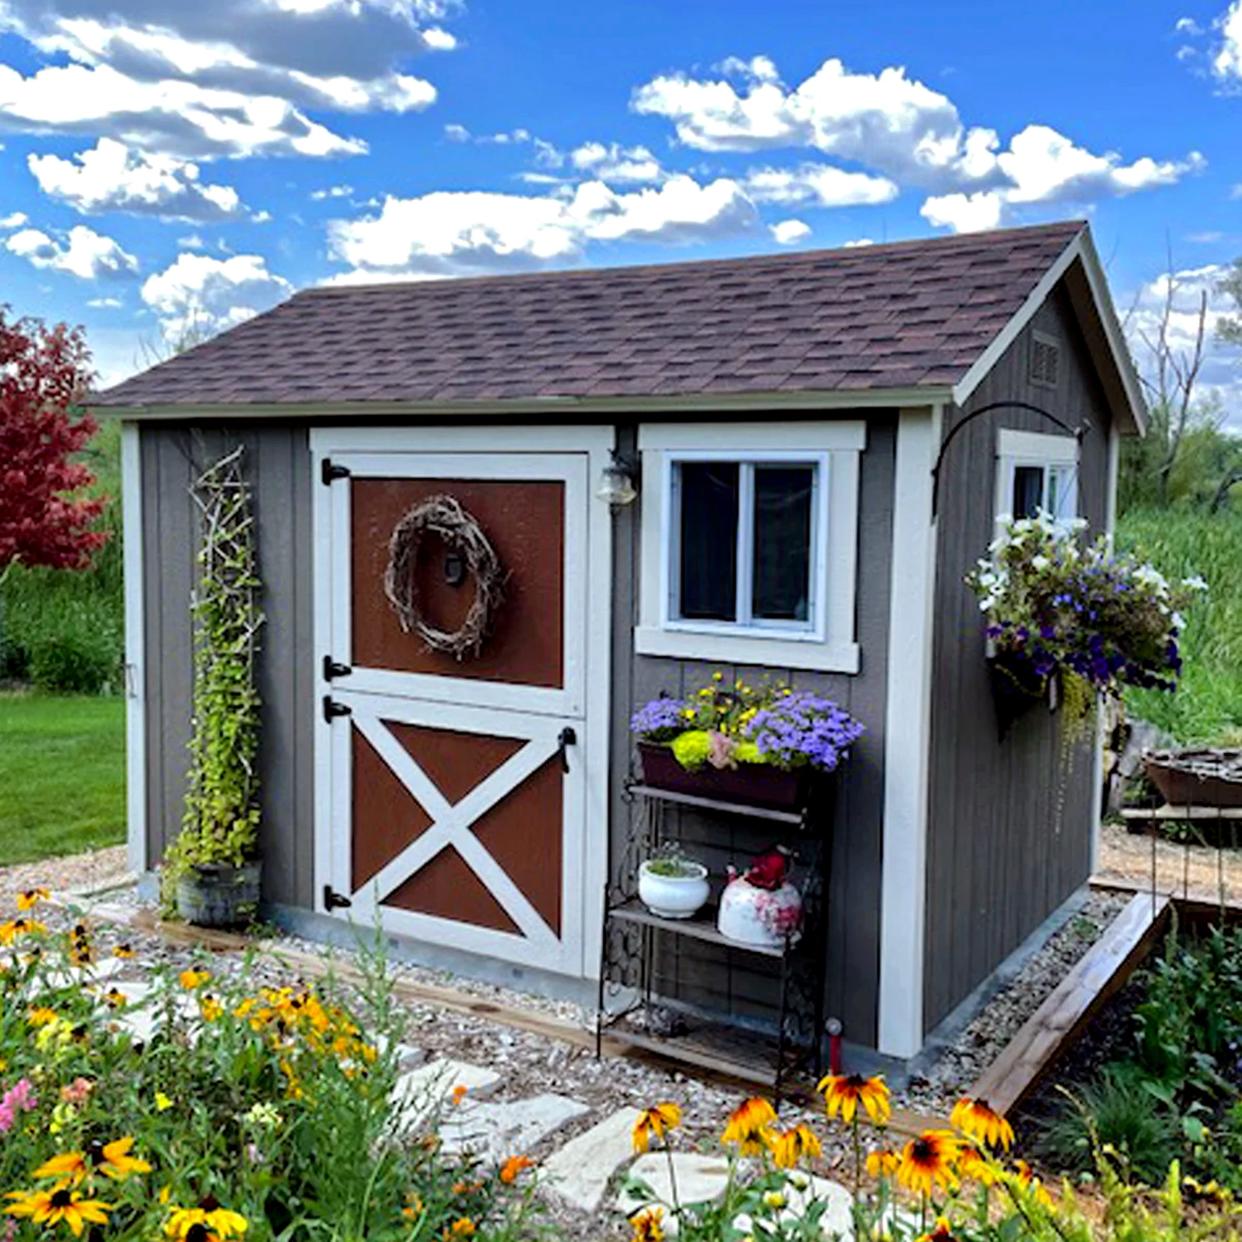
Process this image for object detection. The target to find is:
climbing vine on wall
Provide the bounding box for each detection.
[162,444,265,904]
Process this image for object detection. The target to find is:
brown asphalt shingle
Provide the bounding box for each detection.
[94,221,1085,410]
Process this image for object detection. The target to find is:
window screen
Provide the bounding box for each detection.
[1012,465,1044,519]
[752,465,813,621]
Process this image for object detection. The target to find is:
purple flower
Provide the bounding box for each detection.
[630,696,687,742]
[743,691,864,772]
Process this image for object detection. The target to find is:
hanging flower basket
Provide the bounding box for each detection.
[986,648,1053,742]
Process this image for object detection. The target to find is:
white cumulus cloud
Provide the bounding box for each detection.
[0,0,454,158]
[5,222,138,278]
[744,161,898,207]
[28,138,247,220]
[327,173,759,279]
[769,218,811,245]
[141,251,293,337]
[569,141,664,184]
[1214,1,1242,78]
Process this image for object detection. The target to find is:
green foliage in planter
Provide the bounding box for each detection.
[162,446,264,909]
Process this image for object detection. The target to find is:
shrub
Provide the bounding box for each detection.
[24,608,119,694]
[1036,1066,1181,1183]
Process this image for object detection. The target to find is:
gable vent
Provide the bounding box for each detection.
[1030,331,1061,388]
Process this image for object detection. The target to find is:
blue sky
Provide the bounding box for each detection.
[0,0,1239,411]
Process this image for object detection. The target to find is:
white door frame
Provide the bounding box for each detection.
[309,424,613,981]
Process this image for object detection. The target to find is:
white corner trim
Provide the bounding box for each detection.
[638,419,867,453]
[877,404,941,1059]
[1104,421,1121,543]
[636,420,864,674]
[120,421,147,875]
[952,229,1147,437]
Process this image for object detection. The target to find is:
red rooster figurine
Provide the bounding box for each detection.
[745,844,793,891]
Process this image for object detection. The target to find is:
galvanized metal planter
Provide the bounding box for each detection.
[176,861,262,928]
[1145,749,1242,809]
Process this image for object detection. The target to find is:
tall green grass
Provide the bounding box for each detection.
[1117,506,1242,744]
[0,418,124,694]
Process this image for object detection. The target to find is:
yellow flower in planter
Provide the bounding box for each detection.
[819,1073,891,1126]
[6,1183,113,1235]
[949,1097,1014,1151]
[631,1102,681,1152]
[721,1097,776,1155]
[179,968,210,991]
[769,1123,822,1169]
[17,887,49,911]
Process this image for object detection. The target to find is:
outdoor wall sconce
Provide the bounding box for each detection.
[596,451,639,508]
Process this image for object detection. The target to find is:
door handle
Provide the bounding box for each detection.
[556,726,577,773]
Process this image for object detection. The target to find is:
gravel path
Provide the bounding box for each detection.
[1095,820,1242,904]
[0,843,130,897]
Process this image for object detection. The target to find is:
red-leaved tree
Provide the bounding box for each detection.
[0,309,108,577]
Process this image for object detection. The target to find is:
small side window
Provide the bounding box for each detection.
[996,430,1079,527]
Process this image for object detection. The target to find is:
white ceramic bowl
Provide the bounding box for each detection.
[638,860,710,920]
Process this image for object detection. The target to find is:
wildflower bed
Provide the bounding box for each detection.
[0,892,542,1241]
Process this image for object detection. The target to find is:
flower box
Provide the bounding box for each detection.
[637,742,813,812]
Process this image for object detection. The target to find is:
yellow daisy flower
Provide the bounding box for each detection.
[632,1102,681,1153]
[721,1097,776,1156]
[949,1097,1014,1151]
[630,1206,664,1241]
[819,1073,891,1126]
[896,1131,961,1197]
[6,1184,112,1235]
[769,1123,823,1169]
[17,887,50,911]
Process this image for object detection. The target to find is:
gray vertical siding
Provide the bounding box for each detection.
[139,423,314,907]
[923,281,1115,1033]
[610,412,895,1048]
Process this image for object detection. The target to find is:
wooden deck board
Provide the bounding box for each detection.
[968,891,1171,1117]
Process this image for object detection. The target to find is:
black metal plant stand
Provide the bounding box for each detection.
[595,778,832,1107]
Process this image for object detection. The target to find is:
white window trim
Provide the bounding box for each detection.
[636,421,864,673]
[994,428,1080,525]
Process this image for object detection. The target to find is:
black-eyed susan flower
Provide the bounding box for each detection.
[499,1155,534,1184]
[27,1006,58,1027]
[179,968,210,991]
[105,988,127,1010]
[6,1183,113,1234]
[865,1148,899,1179]
[401,1192,424,1220]
[112,943,135,959]
[1008,1159,1052,1208]
[917,1218,961,1242]
[199,994,223,1023]
[17,887,49,911]
[33,1150,89,1184]
[632,1102,681,1153]
[896,1130,961,1197]
[450,1218,476,1236]
[956,1145,998,1186]
[164,1198,248,1241]
[630,1206,664,1241]
[450,1083,469,1107]
[94,1137,152,1180]
[769,1123,823,1169]
[819,1073,891,1126]
[0,917,46,945]
[721,1097,776,1156]
[949,1096,1014,1150]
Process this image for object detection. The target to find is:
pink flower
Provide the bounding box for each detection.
[0,1079,37,1134]
[706,730,737,770]
[59,1077,94,1106]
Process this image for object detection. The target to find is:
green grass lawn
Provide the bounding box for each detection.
[0,692,125,865]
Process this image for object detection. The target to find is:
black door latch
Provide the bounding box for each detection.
[556,726,577,773]
[323,885,352,911]
[322,696,352,724]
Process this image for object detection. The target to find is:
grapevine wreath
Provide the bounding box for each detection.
[383,494,504,659]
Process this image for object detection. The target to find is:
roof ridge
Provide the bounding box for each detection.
[296,220,1087,298]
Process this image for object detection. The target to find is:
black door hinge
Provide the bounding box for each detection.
[320,458,351,486]
[322,695,352,724]
[323,885,352,911]
[322,655,352,681]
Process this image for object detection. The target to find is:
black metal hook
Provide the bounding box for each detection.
[930,400,1091,519]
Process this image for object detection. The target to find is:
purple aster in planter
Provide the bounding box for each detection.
[743,691,864,772]
[630,695,688,742]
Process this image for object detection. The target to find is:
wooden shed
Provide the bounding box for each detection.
[96,219,1146,1069]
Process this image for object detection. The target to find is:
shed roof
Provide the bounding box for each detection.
[94,219,1140,426]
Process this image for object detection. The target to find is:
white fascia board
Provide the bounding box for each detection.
[952,229,1147,437]
[91,386,954,423]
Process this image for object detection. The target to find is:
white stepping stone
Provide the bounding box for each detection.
[389,1058,501,1132]
[543,1107,642,1213]
[617,1152,733,1219]
[440,1093,590,1162]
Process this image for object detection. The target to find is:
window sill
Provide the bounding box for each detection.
[634,625,861,674]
